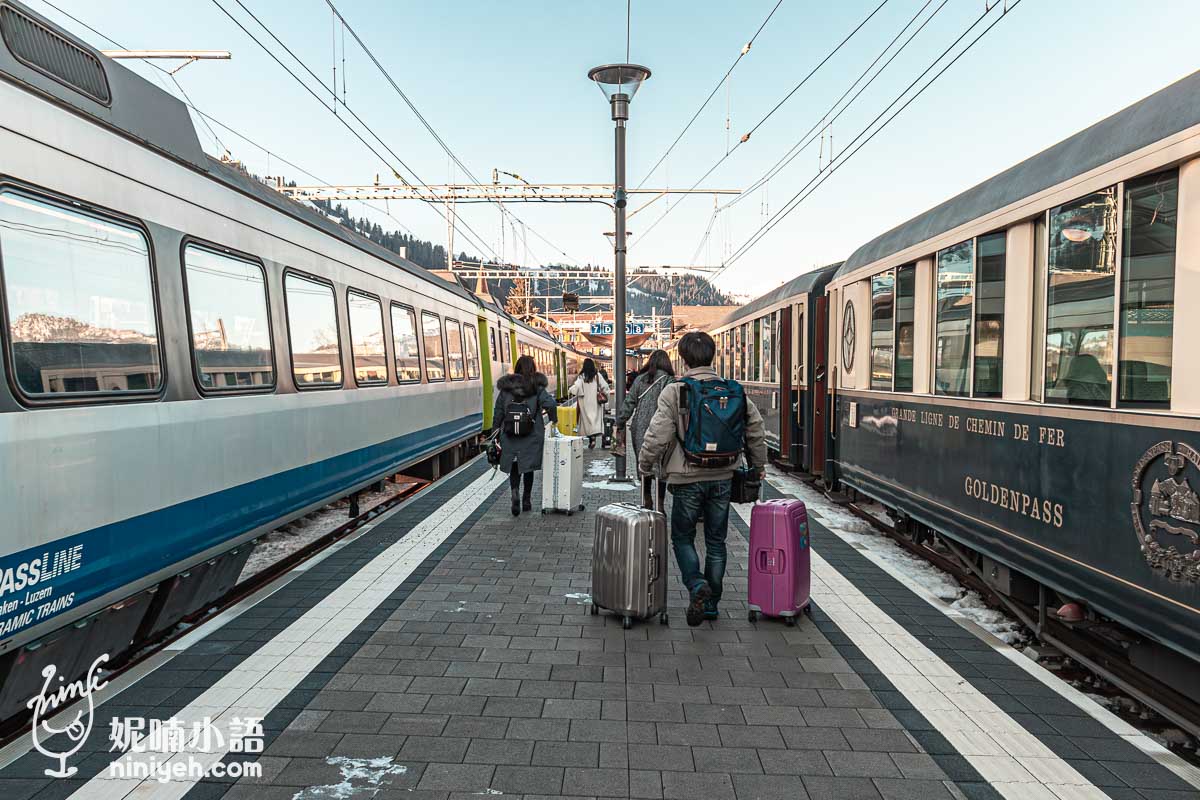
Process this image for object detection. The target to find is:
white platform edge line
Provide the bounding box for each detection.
[0,458,492,774]
[733,502,1108,800]
[67,464,506,799]
[766,474,1200,792]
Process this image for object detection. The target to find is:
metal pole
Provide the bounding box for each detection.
[611,93,630,482]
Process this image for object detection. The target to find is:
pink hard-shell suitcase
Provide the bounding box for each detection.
[747,498,810,625]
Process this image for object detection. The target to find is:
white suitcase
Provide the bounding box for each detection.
[541,433,585,515]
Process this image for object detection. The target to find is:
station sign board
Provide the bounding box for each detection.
[589,321,645,336]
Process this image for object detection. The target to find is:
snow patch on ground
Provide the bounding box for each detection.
[292,756,408,799]
[949,591,1026,645]
[240,484,410,581]
[587,459,615,477]
[583,480,636,491]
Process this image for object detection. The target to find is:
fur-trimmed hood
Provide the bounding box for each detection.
[497,371,548,399]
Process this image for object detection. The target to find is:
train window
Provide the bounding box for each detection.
[752,318,762,381]
[390,304,421,382]
[796,311,805,381]
[1044,188,1117,406]
[870,272,895,390]
[489,326,498,361]
[973,233,1006,398]
[935,241,974,396]
[348,291,387,386]
[1118,170,1177,407]
[284,273,342,388]
[894,265,916,392]
[464,323,481,379]
[422,312,446,381]
[0,191,161,398]
[445,319,465,380]
[772,312,781,383]
[732,326,741,380]
[183,245,273,393]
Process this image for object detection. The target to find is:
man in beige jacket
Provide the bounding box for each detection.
[639,331,767,626]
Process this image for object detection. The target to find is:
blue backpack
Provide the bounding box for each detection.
[676,377,746,468]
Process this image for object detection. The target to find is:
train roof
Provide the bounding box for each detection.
[715,262,842,329]
[0,0,477,306]
[837,69,1200,278]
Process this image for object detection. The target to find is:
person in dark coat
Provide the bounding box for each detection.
[492,355,558,516]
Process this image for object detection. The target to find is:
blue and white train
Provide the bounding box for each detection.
[0,0,585,721]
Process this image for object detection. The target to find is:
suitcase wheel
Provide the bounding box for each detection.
[747,610,759,623]
[659,612,669,625]
[785,615,797,627]
[590,603,599,616]
[803,604,812,616]
[541,509,549,515]
[621,616,632,630]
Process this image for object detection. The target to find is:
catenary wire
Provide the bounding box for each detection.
[211,0,501,262]
[322,0,582,266]
[688,0,943,262]
[32,0,423,239]
[634,0,892,244]
[729,0,943,209]
[717,0,1023,275]
[633,0,784,191]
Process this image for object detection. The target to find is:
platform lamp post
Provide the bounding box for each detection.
[588,63,651,483]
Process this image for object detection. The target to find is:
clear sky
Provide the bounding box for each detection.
[36,0,1200,300]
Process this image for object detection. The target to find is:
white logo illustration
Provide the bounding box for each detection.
[27,653,109,778]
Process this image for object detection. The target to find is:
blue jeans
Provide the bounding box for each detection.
[668,480,731,602]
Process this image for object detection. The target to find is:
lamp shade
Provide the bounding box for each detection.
[588,63,651,102]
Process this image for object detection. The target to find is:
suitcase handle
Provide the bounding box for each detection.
[641,477,665,513]
[756,549,786,575]
[648,552,660,582]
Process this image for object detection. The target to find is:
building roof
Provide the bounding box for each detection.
[838,69,1200,278]
[671,306,742,332]
[716,263,842,329]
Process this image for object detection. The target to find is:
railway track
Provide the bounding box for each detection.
[0,473,430,746]
[824,483,1200,765]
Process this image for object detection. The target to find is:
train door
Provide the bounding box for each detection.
[779,307,793,467]
[556,351,568,401]
[479,314,496,430]
[812,295,829,478]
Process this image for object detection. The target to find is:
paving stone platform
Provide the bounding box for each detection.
[0,449,1195,800]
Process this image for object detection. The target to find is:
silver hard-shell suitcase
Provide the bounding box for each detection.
[590,479,669,629]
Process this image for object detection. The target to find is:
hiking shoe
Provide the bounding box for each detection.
[686,582,712,627]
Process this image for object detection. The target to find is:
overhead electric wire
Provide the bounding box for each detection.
[716,0,1023,276]
[741,0,890,144]
[634,0,891,244]
[323,0,582,266]
[728,0,944,209]
[634,0,784,191]
[32,0,423,240]
[688,0,941,262]
[210,0,501,262]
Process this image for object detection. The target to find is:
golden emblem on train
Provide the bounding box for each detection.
[1131,441,1200,583]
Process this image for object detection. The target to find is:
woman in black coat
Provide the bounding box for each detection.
[492,355,558,516]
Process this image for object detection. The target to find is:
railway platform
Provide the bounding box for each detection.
[1,450,1198,800]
